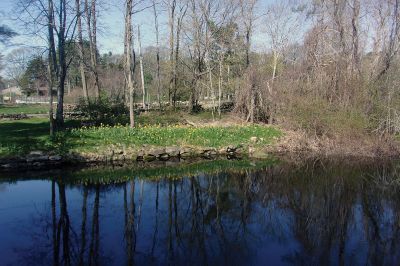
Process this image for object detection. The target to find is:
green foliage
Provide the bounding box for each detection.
[20,56,47,95]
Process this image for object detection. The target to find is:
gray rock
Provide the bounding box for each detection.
[49,155,62,161]
[148,148,166,157]
[143,154,157,162]
[250,137,258,143]
[218,147,228,155]
[165,146,180,157]
[26,155,49,163]
[29,151,45,157]
[159,153,170,161]
[1,163,15,169]
[32,162,45,168]
[180,147,196,158]
[202,149,217,158]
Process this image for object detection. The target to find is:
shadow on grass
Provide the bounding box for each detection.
[0,119,82,158]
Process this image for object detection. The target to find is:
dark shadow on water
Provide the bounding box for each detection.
[1,157,400,265]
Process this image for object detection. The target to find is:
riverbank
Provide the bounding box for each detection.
[1,113,399,170]
[0,117,282,169]
[266,128,400,159]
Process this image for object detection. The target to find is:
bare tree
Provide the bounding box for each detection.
[351,0,361,75]
[152,0,162,107]
[172,1,187,108]
[167,0,177,105]
[124,0,136,128]
[240,0,258,68]
[85,0,101,99]
[377,0,400,79]
[264,0,300,81]
[138,25,146,109]
[76,0,89,101]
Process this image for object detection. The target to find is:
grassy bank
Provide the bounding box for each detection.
[0,117,282,158]
[0,104,49,115]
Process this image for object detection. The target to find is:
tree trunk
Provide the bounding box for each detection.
[124,0,135,128]
[168,0,176,105]
[76,0,89,101]
[351,0,361,76]
[55,0,67,130]
[218,57,223,118]
[138,25,146,110]
[173,6,186,108]
[47,56,54,137]
[245,28,251,67]
[85,0,100,99]
[47,0,57,135]
[152,0,161,108]
[272,50,278,81]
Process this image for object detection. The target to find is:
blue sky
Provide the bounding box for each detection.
[0,0,277,55]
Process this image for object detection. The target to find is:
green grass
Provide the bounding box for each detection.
[0,117,282,158]
[0,104,49,115]
[69,124,282,152]
[0,118,80,158]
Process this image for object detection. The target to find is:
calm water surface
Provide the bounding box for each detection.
[0,159,400,266]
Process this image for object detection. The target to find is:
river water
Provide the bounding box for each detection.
[0,158,399,265]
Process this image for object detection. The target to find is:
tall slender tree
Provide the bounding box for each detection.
[76,0,89,101]
[85,0,101,99]
[124,0,136,128]
[152,0,162,108]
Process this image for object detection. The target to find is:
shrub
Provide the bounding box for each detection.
[75,97,129,125]
[285,98,369,138]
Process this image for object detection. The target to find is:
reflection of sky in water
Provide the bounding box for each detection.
[0,183,7,192]
[0,161,399,265]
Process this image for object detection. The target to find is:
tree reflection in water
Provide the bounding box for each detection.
[6,159,400,265]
